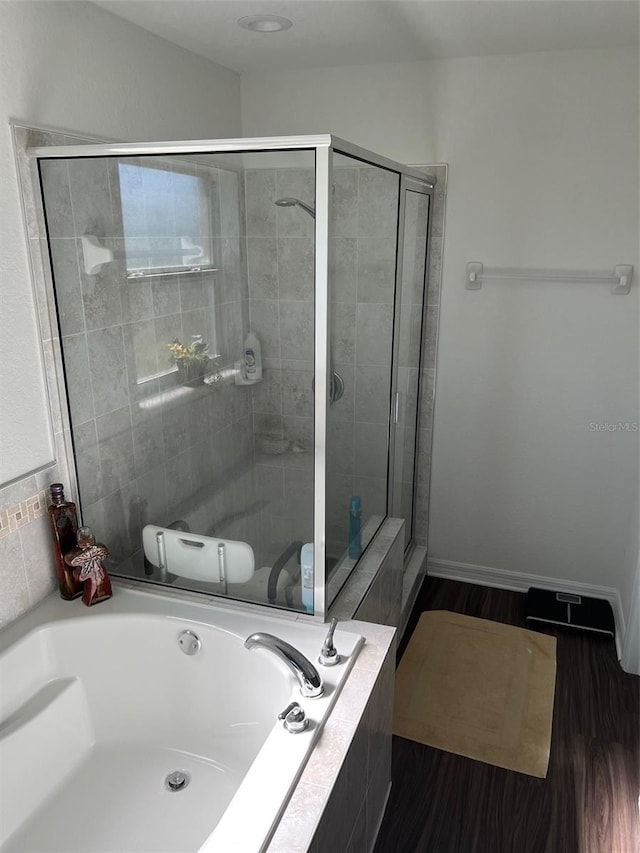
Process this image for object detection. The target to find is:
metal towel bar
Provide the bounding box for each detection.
[466,262,633,295]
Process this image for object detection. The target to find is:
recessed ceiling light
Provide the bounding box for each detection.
[237,15,292,33]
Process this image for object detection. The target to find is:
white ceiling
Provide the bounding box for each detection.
[94,1,639,73]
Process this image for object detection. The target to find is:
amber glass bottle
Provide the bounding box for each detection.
[47,483,82,600]
[64,526,112,607]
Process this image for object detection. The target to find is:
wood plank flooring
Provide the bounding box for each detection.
[374,577,640,853]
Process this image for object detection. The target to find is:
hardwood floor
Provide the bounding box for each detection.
[374,577,640,853]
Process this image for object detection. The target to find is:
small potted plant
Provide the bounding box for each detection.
[168,334,214,385]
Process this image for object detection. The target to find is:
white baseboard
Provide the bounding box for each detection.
[427,557,625,660]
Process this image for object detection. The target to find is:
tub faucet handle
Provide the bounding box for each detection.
[319,617,340,666]
[278,701,309,734]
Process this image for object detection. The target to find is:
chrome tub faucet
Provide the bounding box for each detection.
[244,632,324,698]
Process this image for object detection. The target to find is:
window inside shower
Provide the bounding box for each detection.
[118,160,215,274]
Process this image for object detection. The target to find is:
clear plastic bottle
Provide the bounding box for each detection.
[348,495,362,559]
[243,331,262,382]
[301,543,314,614]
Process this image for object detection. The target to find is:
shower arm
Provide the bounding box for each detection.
[274,196,342,403]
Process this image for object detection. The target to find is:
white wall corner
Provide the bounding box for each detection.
[427,557,627,661]
[621,556,640,675]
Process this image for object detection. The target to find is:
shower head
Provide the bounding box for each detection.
[274,197,316,219]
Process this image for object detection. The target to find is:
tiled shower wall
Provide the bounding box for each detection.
[245,167,317,568]
[40,151,255,567]
[0,471,61,625]
[326,164,399,555]
[7,128,255,584]
[246,164,400,565]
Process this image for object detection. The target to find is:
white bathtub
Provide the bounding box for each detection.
[0,585,363,853]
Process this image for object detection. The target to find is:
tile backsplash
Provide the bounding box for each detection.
[0,469,61,626]
[0,487,47,538]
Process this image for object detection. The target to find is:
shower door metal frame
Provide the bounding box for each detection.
[388,176,435,561]
[28,134,436,622]
[327,145,435,599]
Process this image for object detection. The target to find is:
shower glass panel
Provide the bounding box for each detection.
[325,152,400,583]
[33,134,435,621]
[38,148,316,614]
[392,183,431,552]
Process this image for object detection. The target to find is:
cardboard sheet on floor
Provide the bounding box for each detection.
[393,610,557,778]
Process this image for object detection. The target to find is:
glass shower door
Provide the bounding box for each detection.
[392,179,431,552]
[38,146,318,614]
[325,152,400,581]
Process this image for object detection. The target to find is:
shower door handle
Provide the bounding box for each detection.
[311,370,345,405]
[330,371,344,404]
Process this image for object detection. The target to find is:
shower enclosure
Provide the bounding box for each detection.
[31,135,435,620]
